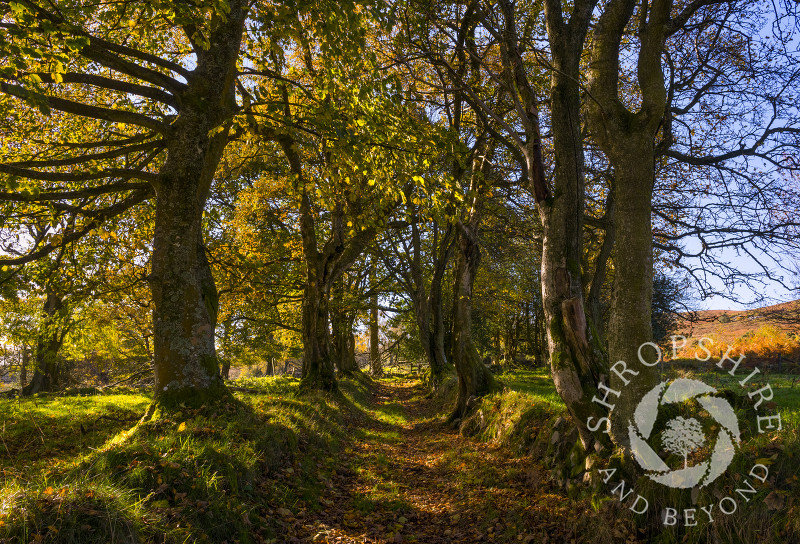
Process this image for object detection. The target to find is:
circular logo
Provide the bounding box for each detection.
[628,378,741,489]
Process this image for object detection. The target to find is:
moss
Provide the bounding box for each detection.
[146,382,231,419]
[566,257,582,277]
[550,316,566,346]
[550,349,574,371]
[297,371,339,395]
[587,317,608,360]
[0,375,369,543]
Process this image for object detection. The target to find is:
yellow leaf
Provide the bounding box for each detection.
[177,422,186,432]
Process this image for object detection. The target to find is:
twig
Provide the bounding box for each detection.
[100,367,153,390]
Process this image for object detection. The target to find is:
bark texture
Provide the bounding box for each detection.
[451,218,496,419]
[587,0,671,446]
[23,292,68,395]
[369,293,381,376]
[148,2,247,408]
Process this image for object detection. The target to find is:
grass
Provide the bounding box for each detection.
[0,392,151,475]
[0,375,374,543]
[458,364,800,543]
[0,363,798,543]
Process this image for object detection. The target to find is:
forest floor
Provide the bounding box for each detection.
[285,379,627,544]
[1,370,797,543]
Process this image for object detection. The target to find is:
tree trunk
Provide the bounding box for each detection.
[535,0,610,450]
[476,0,609,449]
[300,264,337,391]
[605,145,659,443]
[150,184,224,406]
[451,221,496,419]
[331,305,359,375]
[587,192,615,340]
[266,358,274,376]
[23,292,66,395]
[147,2,246,410]
[370,293,381,375]
[587,0,670,446]
[20,346,28,389]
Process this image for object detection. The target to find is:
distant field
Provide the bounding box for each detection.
[671,300,800,365]
[674,300,800,338]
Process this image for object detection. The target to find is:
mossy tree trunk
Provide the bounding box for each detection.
[459,0,612,448]
[298,215,338,391]
[451,216,496,419]
[148,1,247,409]
[301,284,337,389]
[495,0,608,450]
[23,292,68,395]
[449,137,497,420]
[369,293,382,376]
[587,0,670,446]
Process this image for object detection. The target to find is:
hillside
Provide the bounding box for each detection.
[671,300,800,365]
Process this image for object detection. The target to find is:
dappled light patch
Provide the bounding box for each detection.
[0,481,154,543]
[0,376,370,542]
[0,372,798,542]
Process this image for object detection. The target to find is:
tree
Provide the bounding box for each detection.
[243,3,444,392]
[586,0,673,445]
[0,0,252,411]
[369,291,382,375]
[662,416,705,469]
[379,199,455,385]
[399,0,612,440]
[587,0,800,445]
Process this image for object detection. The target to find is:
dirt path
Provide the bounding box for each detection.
[287,380,599,544]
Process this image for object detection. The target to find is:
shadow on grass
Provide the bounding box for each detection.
[0,376,387,543]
